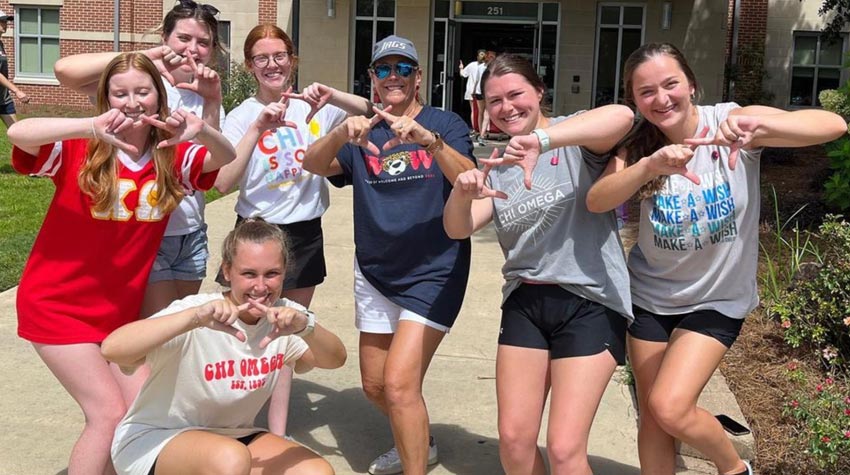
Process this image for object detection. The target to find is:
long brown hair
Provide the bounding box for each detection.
[243,24,299,87]
[616,43,700,199]
[159,0,223,66]
[78,53,183,214]
[481,53,551,117]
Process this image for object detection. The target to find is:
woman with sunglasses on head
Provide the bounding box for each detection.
[213,24,371,436]
[444,53,634,475]
[585,43,846,475]
[9,52,235,475]
[303,35,475,475]
[102,218,346,475]
[55,0,225,330]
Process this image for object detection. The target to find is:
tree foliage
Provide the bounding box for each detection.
[813,0,850,39]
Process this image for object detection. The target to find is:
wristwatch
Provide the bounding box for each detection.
[293,309,316,338]
[531,128,551,153]
[425,131,444,155]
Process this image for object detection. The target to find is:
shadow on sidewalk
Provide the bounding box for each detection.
[286,380,640,475]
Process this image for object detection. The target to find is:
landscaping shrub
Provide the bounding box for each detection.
[221,61,256,113]
[765,215,850,373]
[782,364,850,469]
[819,87,850,210]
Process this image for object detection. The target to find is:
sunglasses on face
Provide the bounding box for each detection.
[251,52,291,68]
[177,0,220,17]
[370,62,418,80]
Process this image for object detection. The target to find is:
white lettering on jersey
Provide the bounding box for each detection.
[90,179,164,222]
[136,181,164,222]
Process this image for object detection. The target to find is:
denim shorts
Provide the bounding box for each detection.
[0,98,16,115]
[148,225,209,282]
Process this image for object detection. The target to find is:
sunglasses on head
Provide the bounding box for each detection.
[371,62,418,80]
[177,0,220,17]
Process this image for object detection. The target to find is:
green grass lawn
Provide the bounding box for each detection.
[0,105,227,292]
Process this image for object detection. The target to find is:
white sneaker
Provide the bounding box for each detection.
[367,437,438,475]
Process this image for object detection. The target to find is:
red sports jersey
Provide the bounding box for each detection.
[12,138,217,344]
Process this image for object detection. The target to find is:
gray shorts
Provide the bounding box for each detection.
[148,225,209,283]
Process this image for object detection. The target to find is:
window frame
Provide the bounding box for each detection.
[591,2,646,107]
[14,5,60,81]
[350,0,396,99]
[789,31,848,108]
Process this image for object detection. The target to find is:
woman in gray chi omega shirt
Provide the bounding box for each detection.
[586,42,847,475]
[444,53,635,475]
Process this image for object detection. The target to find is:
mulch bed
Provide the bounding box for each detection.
[719,144,849,474]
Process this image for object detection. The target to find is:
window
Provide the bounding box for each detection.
[352,0,395,99]
[16,7,60,78]
[790,33,846,107]
[216,20,232,91]
[593,4,644,107]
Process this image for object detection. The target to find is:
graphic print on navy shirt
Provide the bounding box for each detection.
[361,148,438,184]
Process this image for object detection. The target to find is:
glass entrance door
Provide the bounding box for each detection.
[593,4,644,106]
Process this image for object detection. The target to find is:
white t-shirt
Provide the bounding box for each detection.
[222,97,347,223]
[162,80,226,236]
[460,61,483,100]
[111,293,309,475]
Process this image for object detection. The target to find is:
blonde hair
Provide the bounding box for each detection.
[221,218,291,275]
[78,52,183,214]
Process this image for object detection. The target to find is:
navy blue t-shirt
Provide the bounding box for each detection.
[333,106,475,327]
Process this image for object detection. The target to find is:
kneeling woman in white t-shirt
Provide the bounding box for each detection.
[102,218,347,475]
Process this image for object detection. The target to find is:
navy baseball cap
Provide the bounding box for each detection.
[371,35,419,65]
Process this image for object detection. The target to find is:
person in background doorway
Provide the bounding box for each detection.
[459,49,486,137]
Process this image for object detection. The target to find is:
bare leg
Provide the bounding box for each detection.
[140,280,181,319]
[383,321,445,475]
[628,335,677,475]
[267,287,316,435]
[546,351,617,475]
[34,343,127,475]
[476,99,487,136]
[1,113,17,127]
[248,432,334,475]
[648,330,748,475]
[481,101,490,138]
[496,345,549,475]
[155,430,334,475]
[359,331,394,415]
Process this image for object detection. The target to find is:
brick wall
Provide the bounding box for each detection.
[0,0,163,108]
[725,0,769,103]
[259,0,278,25]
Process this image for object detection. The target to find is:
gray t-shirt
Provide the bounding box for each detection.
[629,102,762,319]
[488,114,633,321]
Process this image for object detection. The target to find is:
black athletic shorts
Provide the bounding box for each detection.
[628,306,744,348]
[148,431,264,474]
[217,216,327,289]
[499,283,627,364]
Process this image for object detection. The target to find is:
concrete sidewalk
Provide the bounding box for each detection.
[0,144,751,474]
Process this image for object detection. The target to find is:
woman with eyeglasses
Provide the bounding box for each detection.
[55,0,225,344]
[213,24,371,436]
[303,35,475,475]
